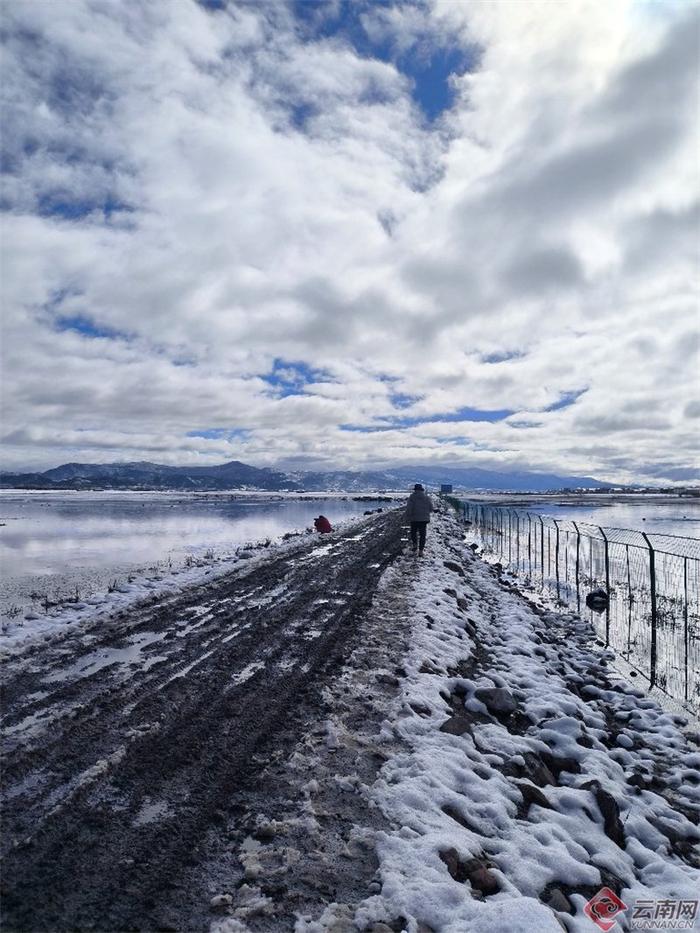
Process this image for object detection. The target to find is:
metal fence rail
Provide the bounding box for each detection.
[459,500,700,715]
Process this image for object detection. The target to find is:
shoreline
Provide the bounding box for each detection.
[0,509,388,654]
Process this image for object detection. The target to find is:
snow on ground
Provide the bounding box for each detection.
[301,509,699,932]
[5,501,697,931]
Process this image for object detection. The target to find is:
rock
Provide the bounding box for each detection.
[324,908,357,933]
[456,597,469,612]
[474,687,518,715]
[516,781,553,812]
[252,821,276,841]
[439,713,472,736]
[329,916,358,933]
[440,850,500,897]
[444,587,458,598]
[368,881,382,894]
[541,753,581,779]
[210,894,233,909]
[439,847,469,882]
[443,560,465,576]
[441,803,480,833]
[468,865,500,897]
[582,780,625,848]
[544,886,573,914]
[651,818,688,847]
[520,752,556,787]
[376,673,400,687]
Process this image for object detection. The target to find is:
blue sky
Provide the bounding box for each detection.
[291,0,478,121]
[1,0,698,483]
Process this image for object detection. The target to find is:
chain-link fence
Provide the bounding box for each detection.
[458,500,700,715]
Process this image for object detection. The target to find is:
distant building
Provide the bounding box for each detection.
[440,484,453,494]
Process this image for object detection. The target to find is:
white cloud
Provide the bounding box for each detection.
[1,0,698,483]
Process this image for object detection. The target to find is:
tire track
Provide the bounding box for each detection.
[1,509,403,932]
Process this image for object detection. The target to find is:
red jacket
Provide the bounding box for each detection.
[314,516,332,534]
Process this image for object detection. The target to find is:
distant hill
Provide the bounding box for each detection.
[0,458,610,493]
[4,460,297,492]
[386,465,609,493]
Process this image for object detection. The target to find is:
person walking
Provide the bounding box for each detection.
[405,483,433,556]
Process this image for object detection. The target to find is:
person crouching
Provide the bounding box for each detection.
[314,515,332,534]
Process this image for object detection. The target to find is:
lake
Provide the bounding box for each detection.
[0,491,397,621]
[460,494,700,538]
[2,490,697,625]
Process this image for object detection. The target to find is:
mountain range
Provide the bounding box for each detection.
[0,459,610,493]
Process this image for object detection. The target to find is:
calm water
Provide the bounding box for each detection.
[464,496,700,538]
[0,492,395,619]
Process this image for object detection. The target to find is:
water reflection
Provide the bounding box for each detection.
[520,502,700,537]
[0,493,395,617]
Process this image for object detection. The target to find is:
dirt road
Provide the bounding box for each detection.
[1,509,407,932]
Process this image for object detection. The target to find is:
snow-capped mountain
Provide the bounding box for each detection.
[0,459,609,492]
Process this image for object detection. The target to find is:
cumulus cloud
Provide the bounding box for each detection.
[0,0,698,483]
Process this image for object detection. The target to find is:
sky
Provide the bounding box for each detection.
[1,0,698,484]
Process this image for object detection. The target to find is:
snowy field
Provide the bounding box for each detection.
[0,491,396,626]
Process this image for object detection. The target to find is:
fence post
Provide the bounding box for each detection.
[642,532,657,689]
[539,515,545,589]
[599,527,611,647]
[625,545,633,657]
[684,556,689,703]
[572,521,581,613]
[527,513,532,574]
[553,519,561,601]
[508,510,513,565]
[516,512,520,572]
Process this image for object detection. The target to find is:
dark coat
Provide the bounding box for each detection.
[405,491,433,522]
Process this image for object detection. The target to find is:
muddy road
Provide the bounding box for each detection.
[1,509,407,932]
